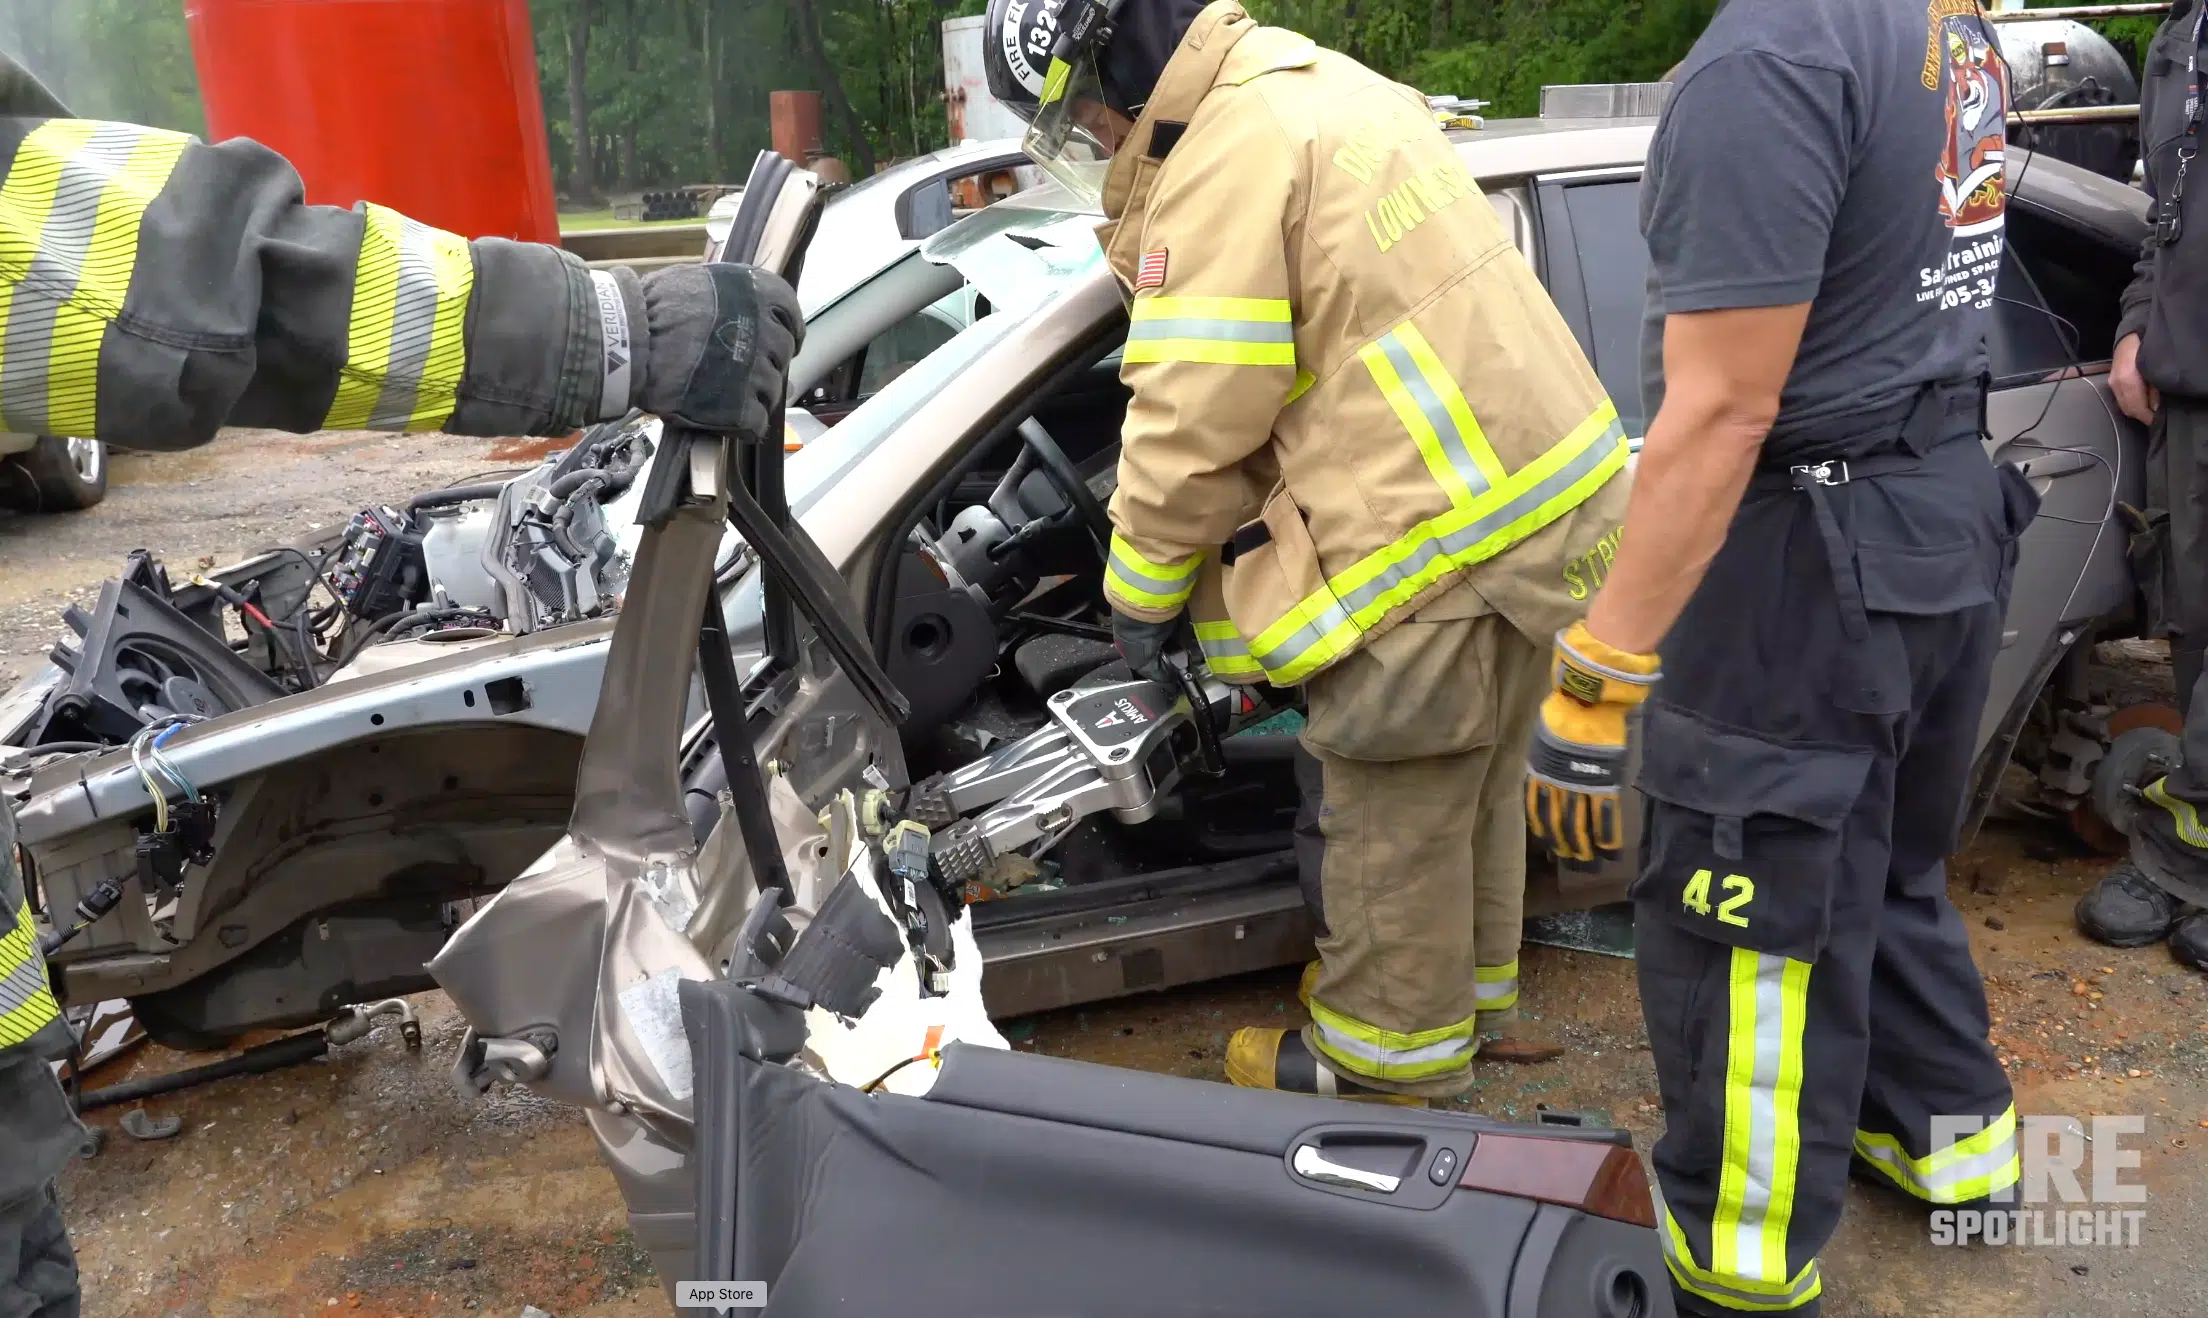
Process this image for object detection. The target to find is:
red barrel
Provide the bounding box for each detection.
[183,0,561,243]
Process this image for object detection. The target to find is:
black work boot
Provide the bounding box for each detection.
[2171,913,2208,970]
[2076,864,2183,947]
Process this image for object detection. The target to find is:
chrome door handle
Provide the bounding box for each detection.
[1997,447,2096,480]
[1292,1143,1400,1194]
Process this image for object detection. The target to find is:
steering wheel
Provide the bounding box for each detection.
[1011,417,1113,557]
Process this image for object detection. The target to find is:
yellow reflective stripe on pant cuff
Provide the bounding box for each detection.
[1193,621,1261,676]
[1712,948,1811,1287]
[0,120,190,435]
[1852,1108,2021,1204]
[1249,404,1627,684]
[325,203,477,432]
[1661,1256,1823,1313]
[1654,1186,1822,1311]
[1474,961,1519,1012]
[2144,779,2208,847]
[1307,1000,1477,1082]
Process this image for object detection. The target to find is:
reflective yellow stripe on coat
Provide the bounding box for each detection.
[1193,620,1261,678]
[1246,391,1627,686]
[1124,295,1295,367]
[324,202,475,432]
[0,901,60,1050]
[0,119,191,436]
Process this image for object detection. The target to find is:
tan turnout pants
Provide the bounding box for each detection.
[1296,582,1548,1098]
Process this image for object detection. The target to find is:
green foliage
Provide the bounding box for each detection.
[0,0,204,135]
[9,0,2167,202]
[1246,0,1718,117]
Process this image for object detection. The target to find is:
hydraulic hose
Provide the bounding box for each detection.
[407,482,511,513]
[338,606,481,662]
[76,1029,329,1112]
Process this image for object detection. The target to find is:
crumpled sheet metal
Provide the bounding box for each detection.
[442,766,1005,1143]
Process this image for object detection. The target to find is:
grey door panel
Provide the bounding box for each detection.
[1978,376,2138,752]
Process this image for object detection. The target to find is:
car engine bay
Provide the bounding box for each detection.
[0,361,1322,1047]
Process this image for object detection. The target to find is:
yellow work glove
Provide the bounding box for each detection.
[1524,620,1661,865]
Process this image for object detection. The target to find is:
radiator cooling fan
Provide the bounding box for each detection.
[31,576,285,745]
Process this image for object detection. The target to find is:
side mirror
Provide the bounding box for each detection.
[896,178,956,241]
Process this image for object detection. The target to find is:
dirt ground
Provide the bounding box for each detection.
[9,434,2208,1318]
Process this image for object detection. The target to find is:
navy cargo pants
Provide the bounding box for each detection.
[1631,424,2039,1316]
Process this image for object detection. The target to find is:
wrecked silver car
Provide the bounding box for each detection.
[0,112,2158,1070]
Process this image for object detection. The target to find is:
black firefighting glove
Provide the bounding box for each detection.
[1525,620,1660,866]
[633,263,804,440]
[1112,609,1179,684]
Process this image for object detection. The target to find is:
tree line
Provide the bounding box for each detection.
[0,0,2165,204]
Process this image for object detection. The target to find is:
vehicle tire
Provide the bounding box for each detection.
[14,435,107,511]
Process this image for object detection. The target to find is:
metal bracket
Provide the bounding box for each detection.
[451,1026,559,1098]
[328,997,421,1050]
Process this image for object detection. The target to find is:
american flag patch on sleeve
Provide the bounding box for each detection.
[1136,248,1169,289]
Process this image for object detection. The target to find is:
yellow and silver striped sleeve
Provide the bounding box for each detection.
[0,117,626,449]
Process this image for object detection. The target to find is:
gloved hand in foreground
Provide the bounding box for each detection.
[1525,620,1660,865]
[1113,609,1180,684]
[633,263,804,440]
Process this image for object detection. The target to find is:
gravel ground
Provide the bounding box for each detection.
[9,434,2207,1317]
[0,429,553,693]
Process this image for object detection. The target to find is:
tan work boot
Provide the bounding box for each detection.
[1224,1028,1430,1105]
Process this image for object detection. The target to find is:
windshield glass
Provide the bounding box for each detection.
[788,203,1106,515]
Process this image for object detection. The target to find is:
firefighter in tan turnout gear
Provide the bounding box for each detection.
[0,51,801,1313]
[986,0,1630,1101]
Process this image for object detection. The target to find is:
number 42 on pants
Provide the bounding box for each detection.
[1683,868,1755,929]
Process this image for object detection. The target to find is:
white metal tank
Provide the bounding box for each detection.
[942,15,1033,145]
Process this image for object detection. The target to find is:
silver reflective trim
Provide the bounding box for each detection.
[1730,951,1789,1280]
[1651,1182,1822,1311]
[1335,418,1625,621]
[1250,600,1352,675]
[1252,418,1626,675]
[1474,977,1518,1003]
[1106,547,1196,598]
[1855,1135,2020,1203]
[1376,331,1490,499]
[1311,1019,1473,1070]
[1126,317,1295,344]
[366,214,444,429]
[0,122,142,433]
[0,947,52,1019]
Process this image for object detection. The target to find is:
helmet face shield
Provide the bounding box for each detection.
[1021,51,1116,203]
